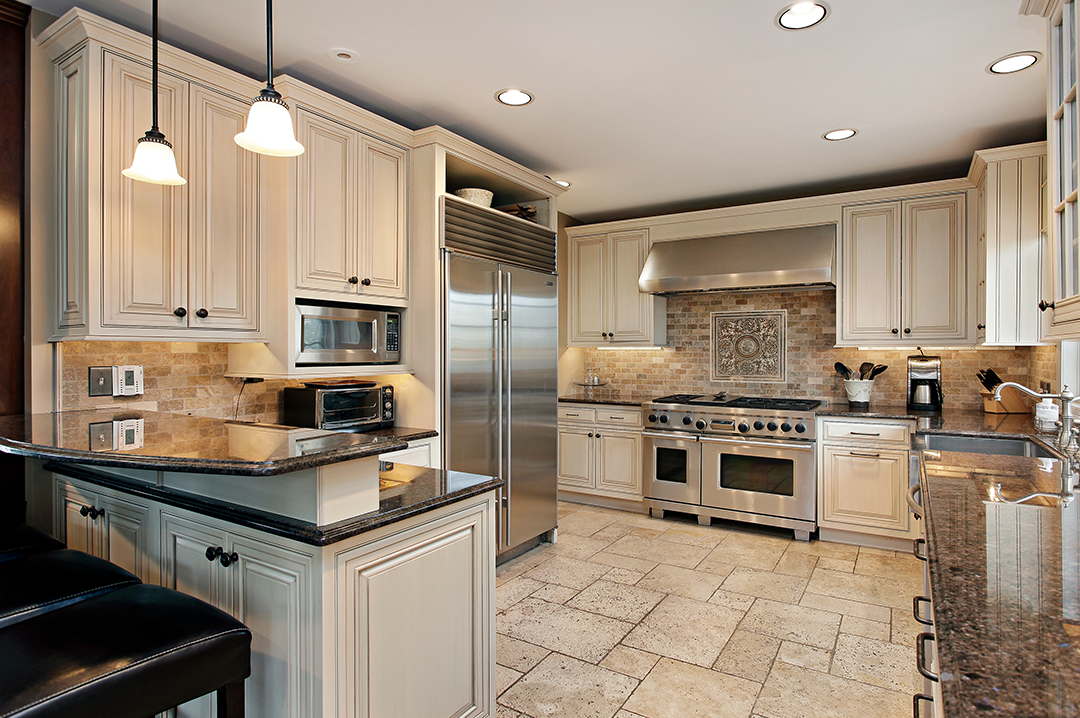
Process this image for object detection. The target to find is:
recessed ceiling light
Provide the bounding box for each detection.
[776,2,828,30]
[496,89,534,106]
[554,179,572,188]
[987,52,1041,74]
[823,128,857,141]
[327,47,360,64]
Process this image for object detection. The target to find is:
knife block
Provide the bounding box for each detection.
[980,389,1029,414]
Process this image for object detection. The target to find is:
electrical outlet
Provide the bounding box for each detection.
[88,367,113,397]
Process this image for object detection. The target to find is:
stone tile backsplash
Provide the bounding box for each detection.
[582,289,1053,412]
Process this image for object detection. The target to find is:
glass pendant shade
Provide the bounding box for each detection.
[234,91,304,156]
[123,133,186,185]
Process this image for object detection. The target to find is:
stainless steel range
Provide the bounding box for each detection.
[642,393,823,541]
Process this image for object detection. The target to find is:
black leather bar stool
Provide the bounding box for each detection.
[0,523,64,562]
[0,583,252,718]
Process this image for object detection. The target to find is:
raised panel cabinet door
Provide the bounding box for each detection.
[359,139,407,299]
[295,110,358,292]
[557,425,594,489]
[840,203,901,343]
[596,429,643,497]
[96,492,155,584]
[56,50,88,330]
[820,445,910,534]
[228,534,314,718]
[337,500,493,718]
[569,235,607,344]
[188,87,259,331]
[903,194,967,341]
[55,480,96,555]
[608,230,650,342]
[102,51,189,328]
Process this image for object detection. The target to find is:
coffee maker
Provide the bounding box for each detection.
[907,354,944,411]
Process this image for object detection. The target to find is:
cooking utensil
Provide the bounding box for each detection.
[976,370,995,392]
[985,368,1004,388]
[858,362,874,379]
[834,362,852,379]
[869,364,888,379]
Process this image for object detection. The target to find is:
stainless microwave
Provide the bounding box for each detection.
[295,302,401,365]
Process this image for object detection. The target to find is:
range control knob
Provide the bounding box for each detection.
[659,415,669,424]
[795,423,807,434]
[385,401,392,409]
[781,422,792,433]
[683,416,693,425]
[737,422,750,434]
[767,421,778,432]
[648,414,658,423]
[753,421,764,431]
[696,419,707,430]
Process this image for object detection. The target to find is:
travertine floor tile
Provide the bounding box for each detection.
[496,598,633,663]
[816,557,855,573]
[839,614,891,642]
[694,551,737,577]
[773,551,818,579]
[708,588,756,612]
[496,664,522,697]
[604,567,647,585]
[709,532,788,571]
[600,645,661,680]
[776,641,832,673]
[590,522,638,543]
[853,552,924,585]
[637,563,725,601]
[623,594,743,667]
[615,711,649,718]
[891,605,924,645]
[496,704,523,718]
[623,657,760,718]
[714,630,781,683]
[531,583,579,604]
[830,633,922,694]
[523,555,612,590]
[806,568,917,610]
[588,551,659,574]
[566,579,665,623]
[497,576,546,612]
[755,662,909,718]
[798,591,892,623]
[722,566,807,604]
[496,549,553,585]
[558,509,624,537]
[631,527,664,538]
[496,634,550,673]
[655,523,727,549]
[606,534,711,569]
[547,532,615,560]
[740,598,841,649]
[499,653,638,718]
[784,540,859,561]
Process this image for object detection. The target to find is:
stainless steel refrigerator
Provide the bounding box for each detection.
[443,250,558,554]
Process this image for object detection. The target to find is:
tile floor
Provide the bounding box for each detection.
[494,502,925,718]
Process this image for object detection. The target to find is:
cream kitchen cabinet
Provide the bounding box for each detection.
[42,14,263,341]
[817,418,918,544]
[970,143,1051,345]
[567,229,666,347]
[379,436,437,468]
[838,193,971,346]
[558,405,643,499]
[54,477,157,584]
[294,108,408,300]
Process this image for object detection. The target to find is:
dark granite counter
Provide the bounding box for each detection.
[0,410,433,476]
[46,459,500,547]
[920,448,1080,716]
[820,404,1048,438]
[559,388,652,406]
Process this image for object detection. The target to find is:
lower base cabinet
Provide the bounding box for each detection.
[557,404,643,500]
[39,471,496,718]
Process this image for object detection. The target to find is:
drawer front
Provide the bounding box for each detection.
[821,420,910,445]
[595,408,642,428]
[558,406,596,423]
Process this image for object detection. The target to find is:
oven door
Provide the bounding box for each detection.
[643,430,701,505]
[317,388,382,429]
[699,436,815,522]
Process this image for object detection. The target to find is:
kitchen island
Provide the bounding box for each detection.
[0,409,500,718]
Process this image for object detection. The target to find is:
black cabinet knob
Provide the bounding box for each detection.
[88,507,104,520]
[904,328,911,334]
[80,505,90,517]
[588,433,594,438]
[977,323,985,330]
[205,546,223,562]
[891,328,899,335]
[173,307,187,318]
[219,551,239,567]
[595,434,602,439]
[348,276,359,285]
[1039,300,1056,312]
[361,278,372,286]
[195,308,209,318]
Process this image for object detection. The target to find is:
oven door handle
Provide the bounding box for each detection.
[641,430,699,441]
[698,436,815,452]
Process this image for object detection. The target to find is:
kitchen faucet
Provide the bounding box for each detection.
[994,382,1076,453]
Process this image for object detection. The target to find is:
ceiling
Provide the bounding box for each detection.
[28,0,1049,223]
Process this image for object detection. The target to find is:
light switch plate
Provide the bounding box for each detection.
[88,367,113,397]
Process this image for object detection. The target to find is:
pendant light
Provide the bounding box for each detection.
[122,0,186,185]
[234,0,304,156]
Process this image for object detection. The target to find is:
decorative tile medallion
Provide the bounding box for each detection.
[710,310,786,382]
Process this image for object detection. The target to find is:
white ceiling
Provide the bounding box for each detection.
[28,0,1049,223]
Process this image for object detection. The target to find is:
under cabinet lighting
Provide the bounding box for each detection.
[822,128,857,141]
[554,180,572,188]
[776,2,828,30]
[987,52,1041,75]
[496,89,534,106]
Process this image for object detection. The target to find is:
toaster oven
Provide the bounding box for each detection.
[282,384,394,432]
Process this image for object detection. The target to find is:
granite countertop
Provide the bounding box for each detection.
[46,459,501,547]
[0,410,438,476]
[820,403,1046,437]
[558,388,653,406]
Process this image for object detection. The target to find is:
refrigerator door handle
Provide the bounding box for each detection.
[501,269,513,549]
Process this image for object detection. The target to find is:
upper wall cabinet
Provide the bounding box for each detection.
[566,229,666,347]
[838,193,971,346]
[41,11,264,341]
[294,108,408,301]
[970,143,1051,346]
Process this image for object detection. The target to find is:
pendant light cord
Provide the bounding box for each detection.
[265,0,275,91]
[150,0,159,133]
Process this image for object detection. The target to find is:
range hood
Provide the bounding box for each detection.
[637,224,836,294]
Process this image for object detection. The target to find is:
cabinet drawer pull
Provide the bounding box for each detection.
[80,505,90,517]
[847,451,880,458]
[608,416,625,420]
[913,596,933,626]
[88,507,104,520]
[848,431,880,436]
[219,551,239,567]
[173,307,187,318]
[916,632,939,682]
[195,308,209,318]
[361,278,372,286]
[904,328,912,334]
[892,328,899,335]
[565,413,580,417]
[206,546,224,562]
[907,483,923,519]
[1039,299,1055,312]
[913,537,927,561]
[913,694,934,718]
[588,433,594,438]
[348,276,359,285]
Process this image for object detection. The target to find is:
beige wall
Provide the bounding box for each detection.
[557,212,584,395]
[582,288,1043,412]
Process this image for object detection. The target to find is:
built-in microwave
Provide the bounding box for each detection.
[295,301,401,365]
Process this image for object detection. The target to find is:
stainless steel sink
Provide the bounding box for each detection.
[918,434,1058,459]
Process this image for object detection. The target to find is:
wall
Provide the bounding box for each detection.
[582,288,1044,411]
